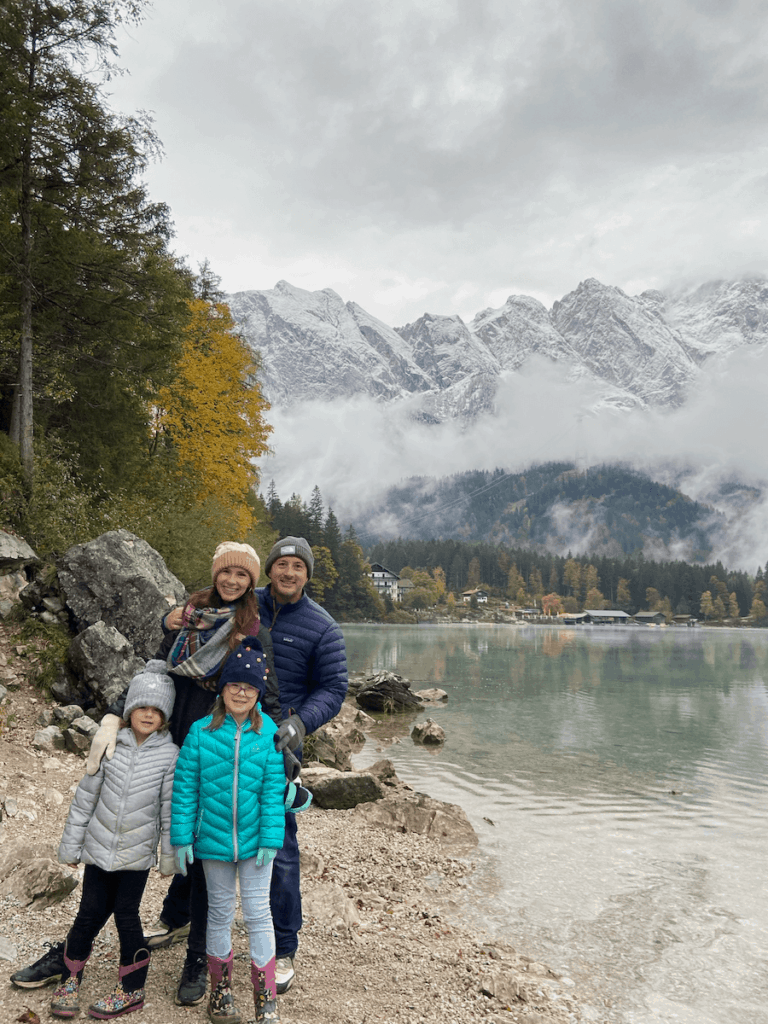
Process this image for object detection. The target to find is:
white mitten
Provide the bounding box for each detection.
[85,713,121,775]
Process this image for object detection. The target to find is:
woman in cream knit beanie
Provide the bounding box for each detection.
[211,542,261,590]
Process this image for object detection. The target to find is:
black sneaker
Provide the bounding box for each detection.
[175,951,208,1006]
[10,941,66,988]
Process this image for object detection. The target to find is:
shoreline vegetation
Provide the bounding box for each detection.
[0,619,595,1024]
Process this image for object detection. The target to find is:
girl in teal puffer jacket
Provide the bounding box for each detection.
[171,636,285,1024]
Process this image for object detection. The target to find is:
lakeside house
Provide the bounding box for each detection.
[634,610,667,626]
[584,609,632,624]
[368,563,400,600]
[462,588,489,604]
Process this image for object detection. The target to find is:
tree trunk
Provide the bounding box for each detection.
[17,39,36,485]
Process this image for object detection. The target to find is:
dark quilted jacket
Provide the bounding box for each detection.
[257,586,348,734]
[170,712,285,861]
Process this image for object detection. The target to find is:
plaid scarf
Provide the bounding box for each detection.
[167,603,237,690]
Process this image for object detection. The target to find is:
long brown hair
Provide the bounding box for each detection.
[206,693,262,733]
[187,583,260,651]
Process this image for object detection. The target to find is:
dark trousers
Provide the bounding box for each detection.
[67,864,150,990]
[162,810,302,959]
[160,856,208,955]
[270,811,301,958]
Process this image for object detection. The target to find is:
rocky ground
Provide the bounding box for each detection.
[0,620,598,1024]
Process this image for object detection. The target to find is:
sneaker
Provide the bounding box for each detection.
[274,955,295,995]
[11,941,66,988]
[144,917,190,949]
[175,951,208,1006]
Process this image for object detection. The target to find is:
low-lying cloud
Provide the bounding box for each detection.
[260,346,768,572]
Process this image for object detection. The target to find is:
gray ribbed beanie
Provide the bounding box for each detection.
[123,659,175,721]
[265,536,314,580]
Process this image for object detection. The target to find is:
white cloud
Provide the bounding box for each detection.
[260,346,768,569]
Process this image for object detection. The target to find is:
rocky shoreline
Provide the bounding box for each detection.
[0,528,600,1023]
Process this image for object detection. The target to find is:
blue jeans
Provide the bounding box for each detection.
[202,858,275,965]
[162,809,301,958]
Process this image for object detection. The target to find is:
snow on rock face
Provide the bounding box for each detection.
[665,278,768,357]
[551,278,698,407]
[227,281,433,405]
[228,275,768,421]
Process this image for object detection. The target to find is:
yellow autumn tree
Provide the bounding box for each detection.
[156,299,272,535]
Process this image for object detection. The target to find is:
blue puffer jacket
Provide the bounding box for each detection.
[170,712,285,862]
[257,586,348,735]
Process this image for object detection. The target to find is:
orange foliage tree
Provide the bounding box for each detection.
[156,298,272,535]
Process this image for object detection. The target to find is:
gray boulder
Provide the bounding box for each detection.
[64,715,99,755]
[33,725,67,753]
[0,569,27,618]
[0,529,39,573]
[411,718,446,745]
[414,687,448,702]
[356,671,423,712]
[53,704,87,725]
[0,838,78,908]
[69,621,144,712]
[58,529,186,659]
[355,790,478,852]
[302,765,384,809]
[304,702,372,770]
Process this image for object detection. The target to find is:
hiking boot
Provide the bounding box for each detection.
[274,954,295,995]
[143,917,191,950]
[11,941,66,988]
[175,951,208,1006]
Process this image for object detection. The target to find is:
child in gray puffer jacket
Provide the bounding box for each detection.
[52,661,179,1020]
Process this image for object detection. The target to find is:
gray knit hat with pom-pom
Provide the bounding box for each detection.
[123,660,175,721]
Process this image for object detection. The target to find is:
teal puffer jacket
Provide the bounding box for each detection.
[170,712,285,861]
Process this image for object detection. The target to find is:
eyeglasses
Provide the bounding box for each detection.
[224,683,258,697]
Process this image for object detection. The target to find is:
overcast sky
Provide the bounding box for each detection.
[109,0,768,326]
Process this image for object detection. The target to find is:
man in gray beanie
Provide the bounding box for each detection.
[257,536,347,994]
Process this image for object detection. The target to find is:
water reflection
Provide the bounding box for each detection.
[345,625,768,1024]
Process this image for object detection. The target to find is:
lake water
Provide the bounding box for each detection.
[343,623,768,1024]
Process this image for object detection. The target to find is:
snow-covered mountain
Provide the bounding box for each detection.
[227,276,768,419]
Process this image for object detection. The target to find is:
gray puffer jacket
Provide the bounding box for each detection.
[58,727,179,874]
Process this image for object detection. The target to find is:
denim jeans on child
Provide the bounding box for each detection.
[202,857,274,964]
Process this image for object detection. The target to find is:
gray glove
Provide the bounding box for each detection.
[275,715,306,753]
[85,714,121,776]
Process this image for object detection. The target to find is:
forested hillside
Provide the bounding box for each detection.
[367,463,719,559]
[367,536,764,620]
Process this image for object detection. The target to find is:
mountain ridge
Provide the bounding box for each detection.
[228,275,768,419]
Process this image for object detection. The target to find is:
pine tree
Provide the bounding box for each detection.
[323,508,342,563]
[307,486,325,546]
[0,0,187,483]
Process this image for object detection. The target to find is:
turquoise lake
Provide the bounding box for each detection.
[343,623,768,1024]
